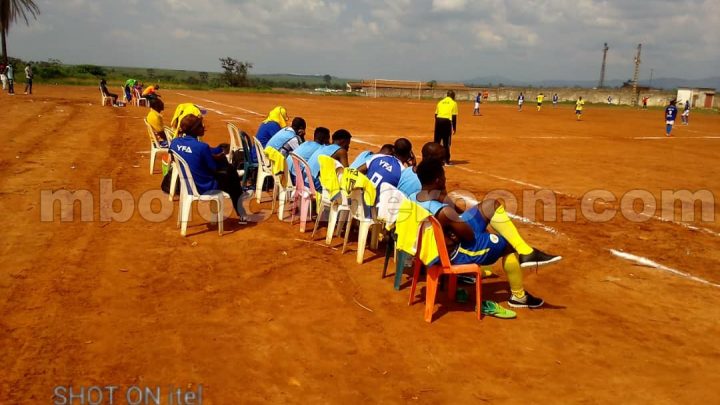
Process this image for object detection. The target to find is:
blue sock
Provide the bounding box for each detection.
[666,124,673,135]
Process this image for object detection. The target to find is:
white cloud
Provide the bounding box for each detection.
[432,0,467,12]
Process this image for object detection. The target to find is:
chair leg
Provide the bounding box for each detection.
[149,149,156,175]
[370,223,379,250]
[216,198,224,236]
[356,221,371,264]
[278,187,287,221]
[299,197,310,232]
[311,203,326,239]
[335,209,348,237]
[325,205,339,245]
[180,198,193,236]
[255,174,264,204]
[382,235,394,279]
[408,258,422,305]
[168,169,178,202]
[424,268,440,323]
[394,251,407,290]
[342,216,354,254]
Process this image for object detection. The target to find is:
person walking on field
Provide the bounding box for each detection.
[0,64,7,90]
[6,64,15,94]
[24,63,33,95]
[517,92,524,111]
[552,93,558,107]
[434,90,458,165]
[473,92,481,116]
[665,99,678,137]
[536,92,544,111]
[575,97,585,121]
[681,99,690,125]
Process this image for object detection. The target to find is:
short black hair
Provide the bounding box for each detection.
[394,138,412,160]
[332,129,352,141]
[149,97,164,112]
[314,126,330,144]
[421,142,445,162]
[291,117,306,131]
[416,159,444,186]
[379,144,395,155]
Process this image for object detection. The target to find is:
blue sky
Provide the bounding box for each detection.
[8,0,720,81]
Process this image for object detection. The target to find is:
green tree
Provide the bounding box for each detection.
[146,68,155,79]
[1,0,40,64]
[323,74,331,88]
[198,71,209,84]
[219,56,253,87]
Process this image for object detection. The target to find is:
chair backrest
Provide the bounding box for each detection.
[144,118,163,149]
[163,126,176,141]
[376,183,405,225]
[290,153,316,197]
[240,131,254,165]
[227,123,243,152]
[171,151,200,197]
[252,136,272,170]
[415,215,452,270]
[317,155,343,203]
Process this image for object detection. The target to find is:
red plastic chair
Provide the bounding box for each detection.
[408,216,483,323]
[289,153,317,232]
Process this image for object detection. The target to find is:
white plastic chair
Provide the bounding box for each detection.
[144,119,169,175]
[164,127,179,201]
[342,185,382,265]
[376,183,407,279]
[133,88,148,107]
[172,152,230,237]
[311,155,350,244]
[99,86,113,106]
[252,137,278,210]
[226,123,246,178]
[289,153,318,232]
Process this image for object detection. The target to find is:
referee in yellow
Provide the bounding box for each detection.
[434,90,458,165]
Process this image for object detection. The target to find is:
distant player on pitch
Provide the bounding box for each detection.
[473,92,481,115]
[665,99,678,137]
[575,97,585,121]
[536,92,544,111]
[681,100,690,125]
[552,93,559,107]
[434,90,458,165]
[517,92,524,111]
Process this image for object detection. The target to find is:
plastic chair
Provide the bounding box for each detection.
[226,123,246,178]
[289,153,317,232]
[240,132,258,186]
[341,175,382,264]
[408,215,484,323]
[252,137,278,211]
[171,152,230,237]
[121,86,129,104]
[144,119,169,175]
[312,155,349,244]
[133,88,148,107]
[376,183,408,286]
[99,86,113,106]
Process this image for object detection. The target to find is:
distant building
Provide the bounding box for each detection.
[676,88,716,108]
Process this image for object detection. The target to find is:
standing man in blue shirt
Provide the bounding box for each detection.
[473,92,481,116]
[552,93,559,107]
[665,99,678,137]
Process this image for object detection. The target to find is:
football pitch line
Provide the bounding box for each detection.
[185,96,719,288]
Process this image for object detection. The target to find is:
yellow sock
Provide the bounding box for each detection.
[503,253,525,298]
[489,206,533,255]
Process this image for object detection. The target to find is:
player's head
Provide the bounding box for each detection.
[447,90,455,100]
[416,159,446,193]
[149,97,164,113]
[670,99,677,106]
[579,96,583,100]
[421,142,446,164]
[332,129,352,150]
[378,144,394,155]
[291,117,307,138]
[179,114,204,138]
[393,138,413,163]
[313,126,331,145]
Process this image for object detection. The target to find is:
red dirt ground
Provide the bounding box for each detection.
[1,86,719,404]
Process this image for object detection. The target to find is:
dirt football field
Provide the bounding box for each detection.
[1,86,720,404]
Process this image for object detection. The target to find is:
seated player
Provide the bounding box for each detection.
[170,115,245,219]
[307,129,352,189]
[142,84,161,100]
[413,159,562,308]
[256,106,289,147]
[349,149,374,169]
[358,138,414,199]
[286,126,330,183]
[146,98,167,146]
[397,142,445,196]
[99,79,118,105]
[266,117,307,157]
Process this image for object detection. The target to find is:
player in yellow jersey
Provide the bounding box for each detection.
[434,90,458,165]
[575,97,585,121]
[536,93,544,111]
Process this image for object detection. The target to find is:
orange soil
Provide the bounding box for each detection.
[1,86,719,404]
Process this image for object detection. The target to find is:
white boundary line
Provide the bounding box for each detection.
[609,249,720,288]
[175,92,264,116]
[634,136,720,139]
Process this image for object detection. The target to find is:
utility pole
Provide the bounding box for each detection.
[598,42,609,88]
[631,43,642,106]
[649,68,654,88]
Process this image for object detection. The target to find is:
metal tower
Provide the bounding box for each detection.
[631,44,642,106]
[598,43,609,88]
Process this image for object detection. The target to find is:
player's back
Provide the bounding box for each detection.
[366,154,402,189]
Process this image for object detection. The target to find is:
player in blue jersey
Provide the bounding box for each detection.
[473,92,481,115]
[665,100,678,137]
